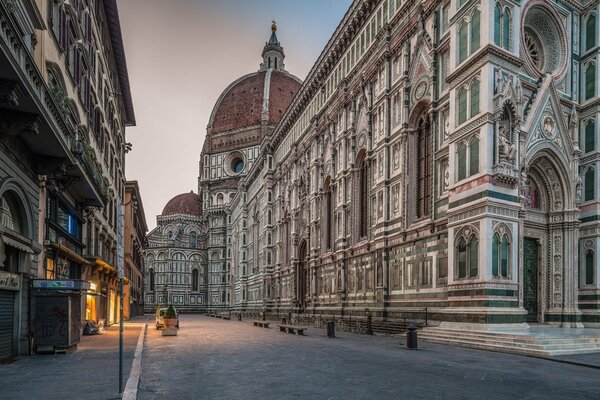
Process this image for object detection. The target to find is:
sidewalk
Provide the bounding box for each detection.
[0,317,146,400]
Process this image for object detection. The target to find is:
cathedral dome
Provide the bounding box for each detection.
[161,191,201,217]
[209,69,301,134]
[208,22,301,135]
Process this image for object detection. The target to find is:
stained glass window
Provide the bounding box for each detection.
[469,136,479,176]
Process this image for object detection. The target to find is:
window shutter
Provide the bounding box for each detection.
[585,120,595,153]
[586,251,594,285]
[494,5,502,46]
[469,237,478,277]
[459,23,468,63]
[469,137,479,176]
[470,80,480,117]
[585,168,595,201]
[503,10,511,50]
[492,235,499,277]
[586,63,596,101]
[501,236,509,278]
[471,10,481,52]
[457,143,467,181]
[586,14,596,52]
[458,89,467,124]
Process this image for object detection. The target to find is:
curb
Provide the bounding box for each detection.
[122,323,147,400]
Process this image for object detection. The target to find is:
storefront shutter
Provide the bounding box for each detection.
[0,291,15,359]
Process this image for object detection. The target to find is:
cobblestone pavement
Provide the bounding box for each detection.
[0,319,144,400]
[138,315,600,400]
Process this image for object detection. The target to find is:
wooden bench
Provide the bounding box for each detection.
[277,324,306,335]
[253,321,270,328]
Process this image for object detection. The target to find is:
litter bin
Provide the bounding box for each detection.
[326,320,335,338]
[406,325,418,349]
[237,313,242,321]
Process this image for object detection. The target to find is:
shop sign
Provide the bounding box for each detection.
[0,271,20,291]
[33,280,90,290]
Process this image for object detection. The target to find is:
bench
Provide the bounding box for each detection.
[253,321,270,328]
[277,324,306,335]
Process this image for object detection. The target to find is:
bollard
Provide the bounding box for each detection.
[366,315,373,335]
[326,320,335,338]
[237,313,242,321]
[406,325,418,349]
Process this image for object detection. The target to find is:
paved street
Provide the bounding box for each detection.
[139,315,600,400]
[0,320,144,400]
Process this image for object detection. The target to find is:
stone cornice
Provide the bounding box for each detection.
[447,45,524,86]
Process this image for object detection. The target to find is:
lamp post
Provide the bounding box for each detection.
[117,198,137,394]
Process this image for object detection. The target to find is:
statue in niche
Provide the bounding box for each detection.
[498,125,516,163]
[393,145,400,169]
[528,180,540,210]
[576,176,582,205]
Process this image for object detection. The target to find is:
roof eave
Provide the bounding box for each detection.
[103,0,136,126]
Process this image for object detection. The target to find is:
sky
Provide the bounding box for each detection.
[119,0,352,229]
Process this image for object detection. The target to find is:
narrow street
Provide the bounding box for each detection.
[138,315,600,400]
[0,320,144,400]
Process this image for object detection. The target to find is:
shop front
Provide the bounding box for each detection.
[85,258,120,327]
[0,270,20,360]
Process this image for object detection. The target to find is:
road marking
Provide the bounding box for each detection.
[122,323,147,400]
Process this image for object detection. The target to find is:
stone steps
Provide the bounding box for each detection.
[416,327,600,356]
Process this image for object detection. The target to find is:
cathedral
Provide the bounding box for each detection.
[145,0,600,329]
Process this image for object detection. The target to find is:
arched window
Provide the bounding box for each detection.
[217,193,224,205]
[457,143,467,181]
[458,88,468,124]
[471,9,481,52]
[585,119,595,153]
[417,116,432,218]
[456,231,478,279]
[586,14,596,52]
[470,80,480,117]
[458,21,469,63]
[266,251,272,265]
[189,232,197,248]
[268,57,271,68]
[494,4,502,45]
[275,57,278,69]
[585,168,595,201]
[0,191,26,235]
[586,63,596,101]
[492,232,510,278]
[192,269,198,291]
[149,268,155,291]
[357,152,369,238]
[469,136,479,176]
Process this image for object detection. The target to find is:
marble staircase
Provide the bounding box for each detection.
[416,326,600,356]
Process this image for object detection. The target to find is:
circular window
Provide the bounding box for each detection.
[522,4,567,78]
[232,158,244,174]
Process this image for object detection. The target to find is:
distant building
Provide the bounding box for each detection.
[0,0,134,359]
[149,0,600,329]
[144,22,301,312]
[124,181,147,319]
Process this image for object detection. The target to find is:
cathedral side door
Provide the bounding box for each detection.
[523,238,539,323]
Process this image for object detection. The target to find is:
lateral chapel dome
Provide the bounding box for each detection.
[207,22,302,135]
[161,191,201,217]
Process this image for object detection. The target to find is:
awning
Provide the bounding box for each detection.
[3,235,35,254]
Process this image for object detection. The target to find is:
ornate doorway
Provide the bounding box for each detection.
[523,238,539,322]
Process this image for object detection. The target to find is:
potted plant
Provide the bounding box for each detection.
[163,305,177,329]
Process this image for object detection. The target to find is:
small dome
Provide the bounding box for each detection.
[162,191,201,217]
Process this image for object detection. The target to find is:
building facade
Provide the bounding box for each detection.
[0,0,134,359]
[149,0,599,328]
[124,181,147,319]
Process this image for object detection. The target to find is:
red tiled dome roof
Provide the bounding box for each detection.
[210,70,301,134]
[161,192,201,217]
